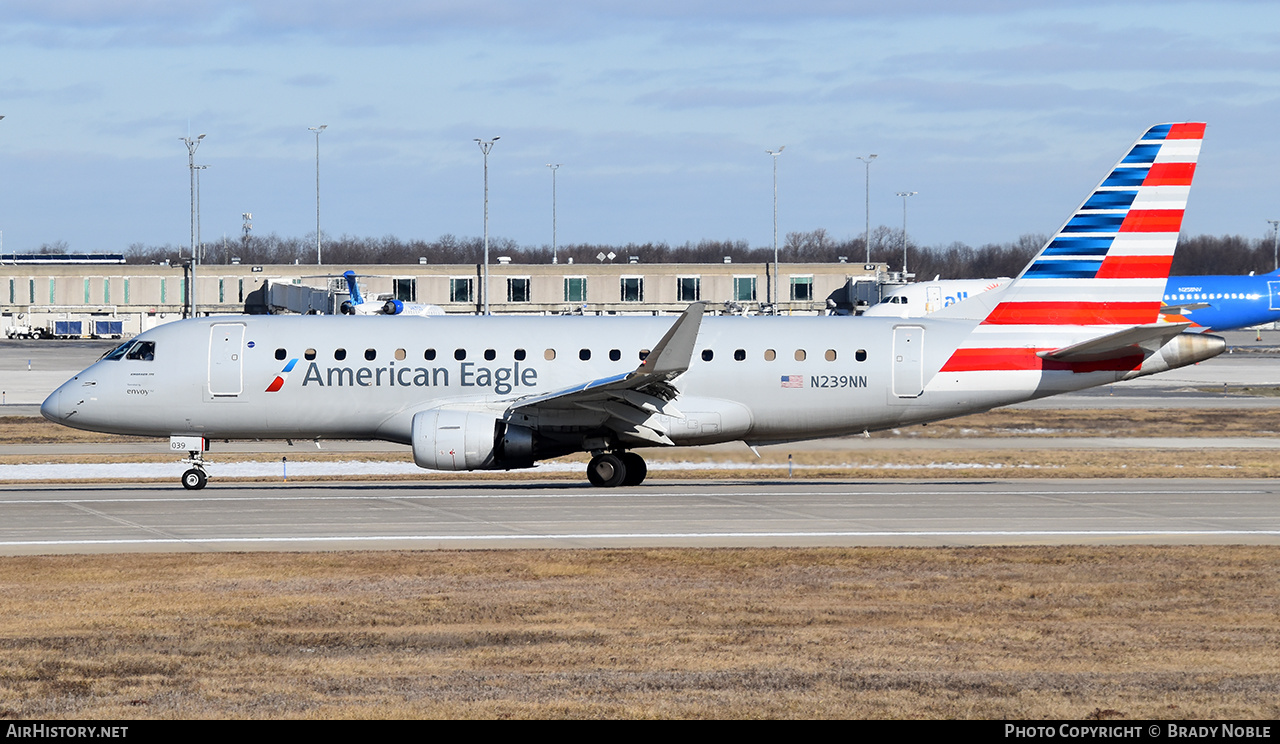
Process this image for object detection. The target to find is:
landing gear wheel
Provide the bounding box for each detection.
[620,452,647,486]
[181,468,208,490]
[586,453,627,488]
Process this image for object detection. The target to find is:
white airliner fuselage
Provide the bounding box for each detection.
[41,122,1220,488]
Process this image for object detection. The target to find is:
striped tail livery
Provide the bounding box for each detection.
[935,122,1220,396]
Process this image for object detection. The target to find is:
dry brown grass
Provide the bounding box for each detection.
[0,547,1275,719]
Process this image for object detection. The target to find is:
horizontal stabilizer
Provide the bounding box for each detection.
[1037,322,1192,363]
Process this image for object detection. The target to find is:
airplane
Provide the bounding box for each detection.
[332,270,446,316]
[1160,270,1280,332]
[862,277,1012,317]
[41,122,1223,490]
[868,271,1280,333]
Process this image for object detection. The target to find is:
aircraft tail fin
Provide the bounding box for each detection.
[937,122,1204,327]
[343,270,365,305]
[937,123,1205,374]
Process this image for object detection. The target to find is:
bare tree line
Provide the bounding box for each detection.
[97,229,1280,278]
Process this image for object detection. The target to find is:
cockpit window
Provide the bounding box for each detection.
[125,341,155,361]
[102,340,135,361]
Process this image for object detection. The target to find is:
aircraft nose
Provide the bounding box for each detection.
[40,387,62,422]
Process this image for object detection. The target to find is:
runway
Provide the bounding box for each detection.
[1,478,1277,554]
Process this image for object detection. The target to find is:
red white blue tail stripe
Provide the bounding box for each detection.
[941,122,1204,374]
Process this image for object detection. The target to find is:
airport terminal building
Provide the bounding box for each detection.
[0,255,890,338]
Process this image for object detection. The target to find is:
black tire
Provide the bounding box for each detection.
[181,468,208,490]
[586,453,627,488]
[620,452,647,486]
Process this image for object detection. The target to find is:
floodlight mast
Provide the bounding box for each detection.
[309,125,327,264]
[857,154,878,264]
[896,191,917,274]
[1269,219,1280,273]
[181,133,206,318]
[766,146,785,306]
[547,164,561,265]
[475,137,499,315]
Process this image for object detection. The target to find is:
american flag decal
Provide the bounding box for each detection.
[781,375,803,388]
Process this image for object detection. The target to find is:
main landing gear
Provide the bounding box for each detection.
[586,451,647,488]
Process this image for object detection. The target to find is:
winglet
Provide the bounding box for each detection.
[636,302,705,380]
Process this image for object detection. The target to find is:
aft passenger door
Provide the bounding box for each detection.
[892,325,924,398]
[208,323,245,397]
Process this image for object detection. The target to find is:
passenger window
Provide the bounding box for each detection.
[394,348,406,361]
[734,349,746,361]
[126,341,156,361]
[365,349,377,361]
[609,349,621,362]
[794,349,806,361]
[579,349,592,361]
[304,349,317,361]
[545,349,556,361]
[484,349,496,361]
[825,349,837,361]
[515,349,527,361]
[335,348,347,361]
[701,349,714,362]
[425,348,437,361]
[639,349,651,361]
[855,349,867,362]
[275,348,287,361]
[764,349,776,361]
[455,349,466,361]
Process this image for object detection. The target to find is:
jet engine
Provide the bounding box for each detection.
[411,409,536,471]
[339,300,356,315]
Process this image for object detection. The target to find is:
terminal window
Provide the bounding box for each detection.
[507,277,531,303]
[564,277,587,303]
[733,276,757,302]
[450,278,474,304]
[621,277,644,302]
[790,276,813,301]
[677,276,701,302]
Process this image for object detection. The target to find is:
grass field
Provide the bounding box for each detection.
[3,410,1278,719]
[0,547,1276,719]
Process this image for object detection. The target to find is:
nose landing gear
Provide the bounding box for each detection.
[586,451,648,487]
[172,436,210,490]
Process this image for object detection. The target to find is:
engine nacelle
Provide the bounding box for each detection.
[411,409,536,471]
[382,299,404,315]
[339,300,356,315]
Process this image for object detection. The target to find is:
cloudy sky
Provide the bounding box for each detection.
[1,1,1277,256]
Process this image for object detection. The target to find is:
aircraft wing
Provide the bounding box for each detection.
[1160,302,1210,315]
[1037,322,1193,363]
[508,303,705,445]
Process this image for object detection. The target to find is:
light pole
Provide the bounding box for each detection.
[1269,220,1279,272]
[181,133,206,318]
[195,165,209,264]
[547,163,561,265]
[857,154,878,263]
[475,137,499,315]
[766,146,785,306]
[309,125,327,264]
[896,191,917,274]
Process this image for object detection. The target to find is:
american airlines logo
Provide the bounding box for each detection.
[267,361,541,396]
[265,359,298,392]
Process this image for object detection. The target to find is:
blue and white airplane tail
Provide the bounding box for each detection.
[343,270,365,306]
